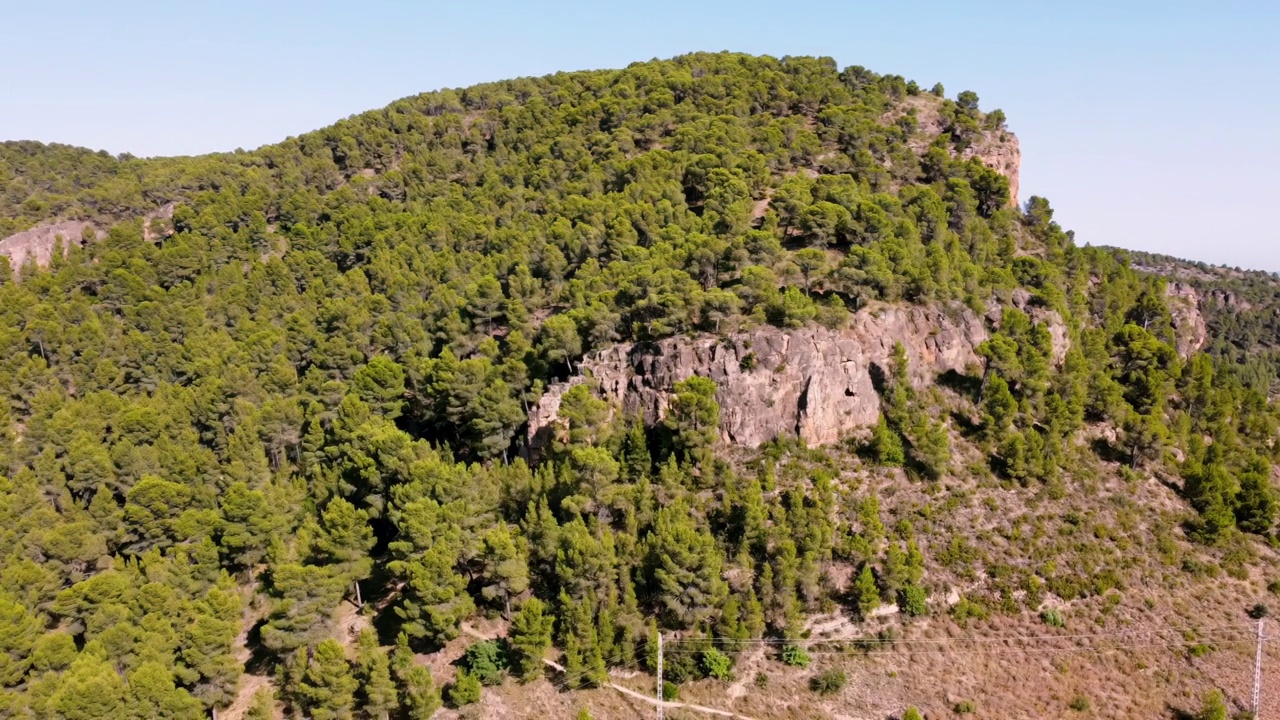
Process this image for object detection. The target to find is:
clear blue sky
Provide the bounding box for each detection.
[3,1,1277,270]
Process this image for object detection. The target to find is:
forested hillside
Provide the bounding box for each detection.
[0,52,1276,720]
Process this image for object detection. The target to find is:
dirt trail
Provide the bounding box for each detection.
[220,577,276,720]
[725,647,766,700]
[459,626,756,720]
[221,673,273,720]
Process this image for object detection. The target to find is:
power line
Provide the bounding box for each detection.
[662,625,1258,646]
[662,640,1257,658]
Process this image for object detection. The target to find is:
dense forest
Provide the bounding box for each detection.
[0,52,1276,719]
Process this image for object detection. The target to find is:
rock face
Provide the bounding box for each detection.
[0,204,175,273]
[528,304,990,453]
[1166,281,1208,357]
[897,95,1021,208]
[965,131,1021,208]
[0,220,100,270]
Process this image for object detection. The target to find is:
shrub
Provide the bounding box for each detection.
[446,669,482,707]
[951,597,988,625]
[1069,694,1090,711]
[700,648,733,681]
[954,699,977,714]
[781,644,811,668]
[898,585,928,617]
[661,681,679,701]
[463,640,509,686]
[1187,643,1214,658]
[810,669,847,696]
[902,707,923,720]
[1196,689,1227,720]
[753,672,769,688]
[1040,608,1065,628]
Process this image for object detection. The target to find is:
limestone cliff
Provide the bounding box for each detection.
[896,95,1022,207]
[965,130,1021,207]
[0,221,99,270]
[528,304,991,453]
[1166,281,1209,357]
[0,204,174,272]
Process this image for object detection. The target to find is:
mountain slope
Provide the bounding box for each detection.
[0,52,1276,720]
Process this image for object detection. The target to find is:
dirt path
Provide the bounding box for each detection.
[221,673,272,720]
[459,626,757,720]
[221,578,275,720]
[725,646,766,699]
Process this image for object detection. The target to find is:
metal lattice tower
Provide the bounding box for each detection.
[656,632,664,720]
[1254,618,1265,717]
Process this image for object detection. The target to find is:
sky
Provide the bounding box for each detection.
[2,0,1277,270]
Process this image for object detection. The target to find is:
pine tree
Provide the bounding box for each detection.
[46,652,128,720]
[562,628,586,689]
[881,542,907,600]
[400,665,441,720]
[446,668,481,708]
[855,564,879,620]
[351,356,408,420]
[391,543,474,645]
[295,639,358,720]
[478,523,530,617]
[261,559,346,653]
[1235,458,1276,535]
[1196,689,1227,720]
[665,377,721,458]
[648,501,727,628]
[905,539,925,586]
[245,688,275,720]
[125,661,204,720]
[867,415,905,466]
[0,592,40,686]
[355,629,397,720]
[510,597,554,682]
[217,482,275,570]
[390,632,414,680]
[743,589,766,639]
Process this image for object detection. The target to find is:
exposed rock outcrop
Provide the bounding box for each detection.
[0,220,100,270]
[0,204,176,273]
[964,131,1021,207]
[897,95,1021,207]
[1004,289,1070,364]
[1166,281,1208,357]
[528,304,990,454]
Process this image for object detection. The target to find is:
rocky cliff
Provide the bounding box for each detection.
[1166,281,1209,357]
[897,95,1021,207]
[529,304,995,453]
[0,204,174,272]
[0,220,99,270]
[965,131,1021,207]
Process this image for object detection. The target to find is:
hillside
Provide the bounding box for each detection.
[0,52,1277,720]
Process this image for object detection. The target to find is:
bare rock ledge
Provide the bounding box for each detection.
[528,303,991,454]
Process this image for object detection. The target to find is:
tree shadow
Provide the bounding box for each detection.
[1089,437,1127,465]
[949,410,982,439]
[243,618,274,675]
[869,363,888,394]
[936,369,982,402]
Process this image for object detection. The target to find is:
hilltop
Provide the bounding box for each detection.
[0,52,1276,720]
